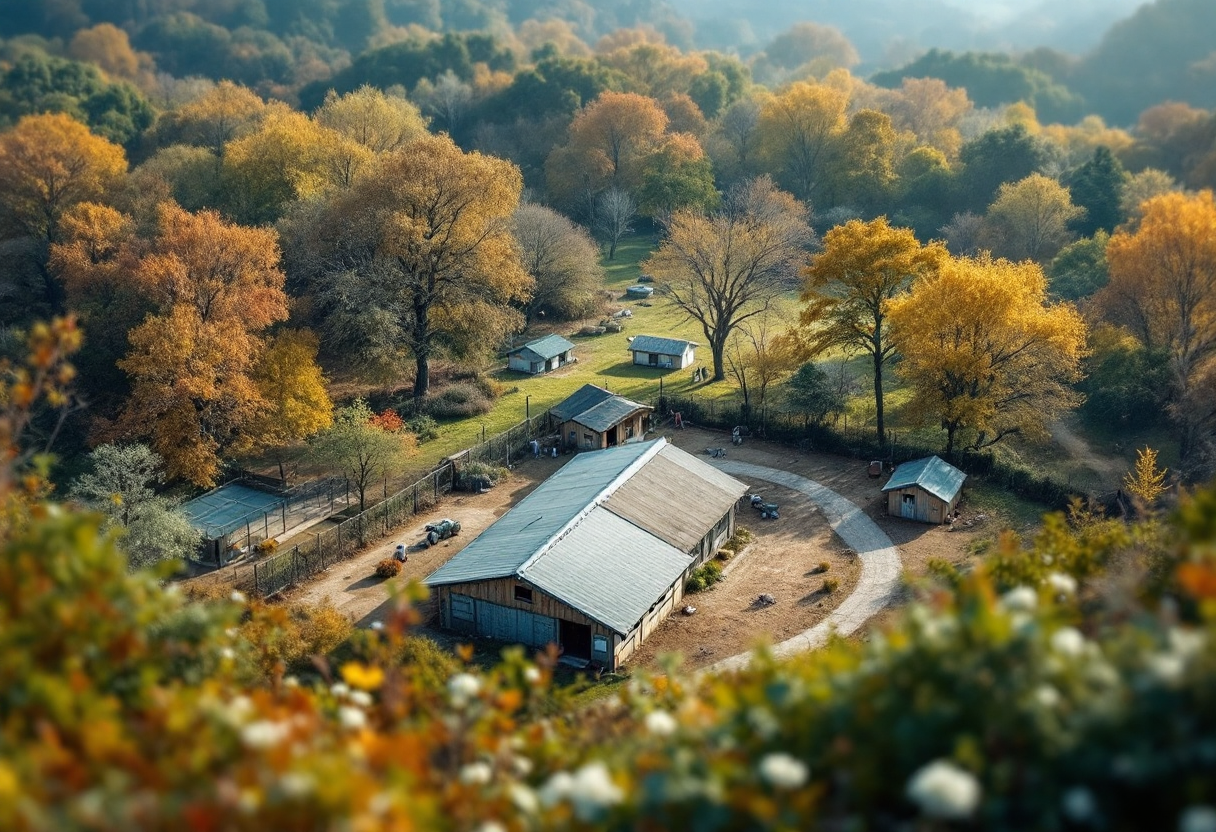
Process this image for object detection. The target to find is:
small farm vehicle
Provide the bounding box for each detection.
[748,494,780,520]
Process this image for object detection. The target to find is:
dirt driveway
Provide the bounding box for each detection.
[284,453,571,621]
[283,429,984,672]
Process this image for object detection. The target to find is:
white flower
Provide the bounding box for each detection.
[1062,787,1096,822]
[448,673,482,707]
[539,763,623,820]
[747,706,779,739]
[645,710,678,737]
[337,706,367,730]
[226,695,253,724]
[349,690,373,708]
[240,719,290,750]
[1050,627,1086,658]
[368,792,394,815]
[473,823,506,832]
[524,666,542,684]
[279,772,315,798]
[220,647,235,661]
[1034,685,1061,709]
[460,761,493,785]
[511,755,533,777]
[1170,628,1206,659]
[370,620,384,631]
[330,682,350,698]
[224,627,238,639]
[283,676,299,688]
[1041,554,1054,566]
[1148,652,1187,686]
[509,783,539,814]
[230,590,247,604]
[1000,586,1038,612]
[759,753,809,789]
[906,760,981,820]
[238,788,260,814]
[1046,572,1078,596]
[1180,806,1216,832]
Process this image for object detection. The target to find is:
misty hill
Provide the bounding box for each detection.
[673,0,1147,66]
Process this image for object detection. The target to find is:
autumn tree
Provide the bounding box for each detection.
[250,330,334,483]
[511,202,604,323]
[880,77,972,160]
[68,443,200,569]
[725,316,806,422]
[705,97,763,188]
[1097,191,1216,465]
[756,81,848,205]
[643,177,813,381]
[594,187,636,261]
[545,91,668,212]
[828,109,899,213]
[314,85,429,153]
[1119,168,1178,225]
[0,113,127,315]
[636,133,719,219]
[801,218,947,440]
[980,173,1085,263]
[288,134,531,399]
[112,204,289,486]
[311,399,417,512]
[1124,446,1168,506]
[888,253,1087,454]
[155,80,268,156]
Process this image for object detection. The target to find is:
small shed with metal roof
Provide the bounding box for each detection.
[506,334,576,374]
[425,438,746,670]
[551,383,652,451]
[629,334,698,369]
[882,455,967,524]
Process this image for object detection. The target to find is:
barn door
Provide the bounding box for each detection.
[901,493,916,519]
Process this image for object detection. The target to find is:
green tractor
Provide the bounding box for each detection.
[424,518,461,546]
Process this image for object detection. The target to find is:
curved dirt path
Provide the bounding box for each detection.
[704,460,903,674]
[1049,419,1124,489]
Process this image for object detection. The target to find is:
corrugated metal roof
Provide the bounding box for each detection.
[510,334,575,362]
[628,335,698,356]
[524,507,690,634]
[604,448,746,552]
[181,483,286,538]
[550,384,614,422]
[425,438,749,634]
[881,456,967,502]
[572,395,651,432]
[425,440,663,586]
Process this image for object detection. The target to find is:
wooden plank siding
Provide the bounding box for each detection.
[558,412,647,451]
[886,486,955,524]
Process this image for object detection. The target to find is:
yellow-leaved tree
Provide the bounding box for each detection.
[286,133,532,399]
[755,80,848,205]
[251,329,334,482]
[1124,446,1168,506]
[112,204,290,486]
[888,253,1087,454]
[801,217,947,440]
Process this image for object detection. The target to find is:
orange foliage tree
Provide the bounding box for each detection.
[111,204,290,486]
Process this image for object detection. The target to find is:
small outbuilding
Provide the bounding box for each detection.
[882,455,967,524]
[629,335,698,370]
[551,383,652,451]
[425,438,747,670]
[507,334,576,374]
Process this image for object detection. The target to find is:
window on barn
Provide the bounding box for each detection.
[514,585,533,603]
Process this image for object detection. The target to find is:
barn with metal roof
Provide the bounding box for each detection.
[882,455,967,524]
[551,383,652,451]
[425,438,746,670]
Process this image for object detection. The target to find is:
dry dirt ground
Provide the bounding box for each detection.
[270,427,986,672]
[625,428,985,669]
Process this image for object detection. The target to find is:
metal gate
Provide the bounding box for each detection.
[473,599,557,649]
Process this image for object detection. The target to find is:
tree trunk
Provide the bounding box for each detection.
[945,423,957,456]
[873,349,885,441]
[711,339,727,381]
[608,237,617,260]
[414,353,430,401]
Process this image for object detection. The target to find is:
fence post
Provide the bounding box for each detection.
[253,562,260,597]
[413,481,418,514]
[384,498,389,534]
[434,469,439,501]
[281,504,287,536]
[316,533,322,570]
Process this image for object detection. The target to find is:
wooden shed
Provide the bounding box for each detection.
[425,439,746,670]
[506,334,575,374]
[628,335,698,370]
[550,383,651,451]
[882,456,967,524]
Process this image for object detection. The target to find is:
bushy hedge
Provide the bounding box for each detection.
[427,382,495,418]
[685,560,723,592]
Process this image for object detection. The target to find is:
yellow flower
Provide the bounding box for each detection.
[341,662,385,691]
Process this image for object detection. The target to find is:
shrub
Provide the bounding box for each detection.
[255,538,277,554]
[426,383,494,418]
[816,561,831,574]
[472,373,506,400]
[375,559,402,579]
[405,413,439,442]
[686,561,723,593]
[823,577,839,593]
[458,461,508,491]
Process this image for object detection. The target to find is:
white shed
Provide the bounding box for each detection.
[506,334,576,374]
[628,335,698,370]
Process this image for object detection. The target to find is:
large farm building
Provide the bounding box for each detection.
[425,439,746,670]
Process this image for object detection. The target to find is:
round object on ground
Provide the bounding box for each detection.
[427,530,439,545]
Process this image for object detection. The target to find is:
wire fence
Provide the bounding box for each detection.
[236,412,555,598]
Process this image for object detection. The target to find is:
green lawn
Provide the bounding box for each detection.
[411,234,792,466]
